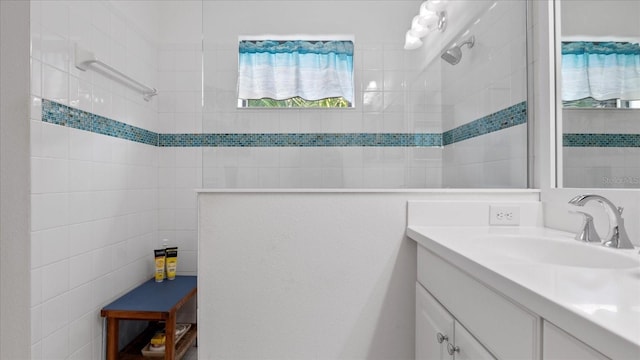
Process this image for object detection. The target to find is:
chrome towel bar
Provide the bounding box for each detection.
[74,44,158,102]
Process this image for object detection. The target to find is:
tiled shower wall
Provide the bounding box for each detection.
[155,1,202,278]
[563,109,640,188]
[30,1,160,358]
[441,0,528,187]
[201,0,444,188]
[199,0,528,189]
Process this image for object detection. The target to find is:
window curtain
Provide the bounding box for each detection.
[562,41,640,101]
[238,40,354,104]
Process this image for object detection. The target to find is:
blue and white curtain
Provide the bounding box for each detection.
[238,40,354,104]
[562,41,640,101]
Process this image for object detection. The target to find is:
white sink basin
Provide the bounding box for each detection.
[474,234,640,269]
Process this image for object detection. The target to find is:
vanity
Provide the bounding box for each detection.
[407,201,640,360]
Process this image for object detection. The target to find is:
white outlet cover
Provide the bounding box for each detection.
[490,205,520,225]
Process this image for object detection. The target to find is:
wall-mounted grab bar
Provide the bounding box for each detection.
[74,44,158,101]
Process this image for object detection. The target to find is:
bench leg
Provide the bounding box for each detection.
[165,313,176,359]
[105,318,119,360]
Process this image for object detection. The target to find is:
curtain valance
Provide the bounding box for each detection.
[562,41,640,101]
[238,40,354,104]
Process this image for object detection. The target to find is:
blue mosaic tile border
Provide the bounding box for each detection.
[443,101,527,145]
[564,133,640,147]
[42,99,527,148]
[158,133,442,147]
[42,99,158,146]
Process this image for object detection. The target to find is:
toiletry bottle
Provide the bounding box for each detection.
[165,247,178,280]
[162,239,169,279]
[154,249,166,282]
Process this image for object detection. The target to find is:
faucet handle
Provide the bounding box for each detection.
[567,194,634,249]
[570,210,601,243]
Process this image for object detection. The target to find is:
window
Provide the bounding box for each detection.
[237,38,354,108]
[561,41,640,109]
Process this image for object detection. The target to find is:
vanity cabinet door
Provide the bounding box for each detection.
[416,283,454,360]
[453,322,496,360]
[543,321,609,360]
[417,245,539,359]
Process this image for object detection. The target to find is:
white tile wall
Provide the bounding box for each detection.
[154,1,203,281]
[561,0,640,40]
[564,147,640,188]
[562,109,640,188]
[443,124,528,188]
[199,1,441,188]
[30,1,160,358]
[440,0,528,188]
[199,0,527,189]
[157,147,201,273]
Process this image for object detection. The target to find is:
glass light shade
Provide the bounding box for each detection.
[411,15,431,38]
[404,30,423,50]
[418,10,439,31]
[424,0,447,12]
[408,28,427,39]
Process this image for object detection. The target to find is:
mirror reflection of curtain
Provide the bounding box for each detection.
[562,41,640,101]
[238,40,354,104]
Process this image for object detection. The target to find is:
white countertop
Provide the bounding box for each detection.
[196,188,541,194]
[407,226,640,359]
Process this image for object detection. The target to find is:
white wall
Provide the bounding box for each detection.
[197,190,540,359]
[29,1,161,358]
[1,1,32,359]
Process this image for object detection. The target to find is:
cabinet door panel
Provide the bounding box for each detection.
[417,246,538,359]
[416,283,454,360]
[543,321,609,360]
[454,321,496,360]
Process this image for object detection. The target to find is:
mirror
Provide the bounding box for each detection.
[557,0,640,188]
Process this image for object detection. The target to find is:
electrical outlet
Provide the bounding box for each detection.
[490,205,520,225]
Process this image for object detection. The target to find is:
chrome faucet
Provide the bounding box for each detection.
[570,210,601,243]
[568,194,635,249]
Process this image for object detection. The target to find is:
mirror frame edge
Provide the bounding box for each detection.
[553,0,562,189]
[532,0,558,191]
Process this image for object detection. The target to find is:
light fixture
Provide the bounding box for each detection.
[404,30,423,50]
[417,11,440,32]
[404,0,448,50]
[424,0,447,12]
[410,15,430,38]
[420,2,447,33]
